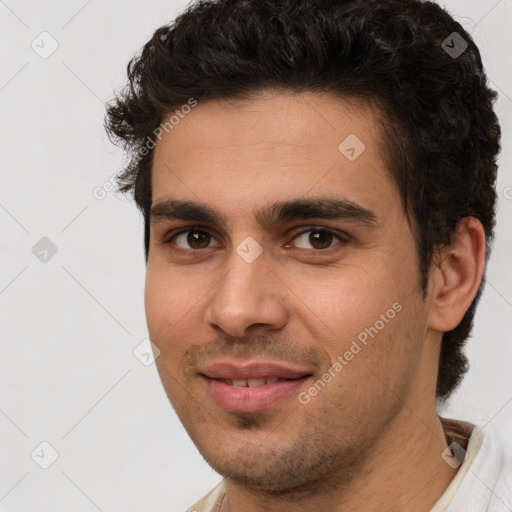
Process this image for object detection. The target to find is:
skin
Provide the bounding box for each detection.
[146,89,486,511]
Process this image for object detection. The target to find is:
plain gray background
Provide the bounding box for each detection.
[1,0,511,510]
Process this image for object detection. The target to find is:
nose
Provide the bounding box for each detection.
[204,249,289,339]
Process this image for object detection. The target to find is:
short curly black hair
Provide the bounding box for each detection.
[105,0,501,400]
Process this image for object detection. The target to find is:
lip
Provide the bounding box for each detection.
[200,360,313,413]
[201,375,311,413]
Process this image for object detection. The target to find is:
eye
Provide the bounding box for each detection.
[290,227,346,251]
[167,228,221,250]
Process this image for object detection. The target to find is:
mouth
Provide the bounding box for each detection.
[199,361,313,412]
[216,377,295,387]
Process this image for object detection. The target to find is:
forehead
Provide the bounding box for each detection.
[151,90,398,226]
[153,89,384,164]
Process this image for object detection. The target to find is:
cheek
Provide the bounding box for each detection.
[144,268,197,346]
[322,303,425,418]
[144,272,168,339]
[298,267,421,377]
[290,265,409,341]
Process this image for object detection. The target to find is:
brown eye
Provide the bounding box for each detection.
[292,228,344,250]
[171,229,219,250]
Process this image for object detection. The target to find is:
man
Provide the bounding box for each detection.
[105,0,511,510]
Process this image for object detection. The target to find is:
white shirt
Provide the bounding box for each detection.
[189,417,512,512]
[434,418,512,511]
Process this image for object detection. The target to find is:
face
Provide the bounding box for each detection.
[146,90,437,493]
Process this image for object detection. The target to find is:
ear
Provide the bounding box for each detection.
[427,217,486,332]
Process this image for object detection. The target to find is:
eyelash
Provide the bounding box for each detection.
[162,226,349,253]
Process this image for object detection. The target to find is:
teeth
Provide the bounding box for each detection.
[228,378,281,387]
[248,378,265,387]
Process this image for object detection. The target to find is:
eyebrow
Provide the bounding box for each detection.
[150,196,378,230]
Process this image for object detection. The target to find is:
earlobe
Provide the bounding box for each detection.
[428,217,486,332]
